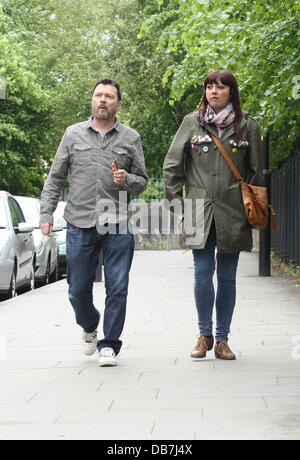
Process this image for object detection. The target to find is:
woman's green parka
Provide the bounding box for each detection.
[163,110,265,253]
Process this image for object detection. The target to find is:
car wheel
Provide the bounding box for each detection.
[49,259,59,283]
[7,270,17,299]
[29,262,35,291]
[42,258,50,286]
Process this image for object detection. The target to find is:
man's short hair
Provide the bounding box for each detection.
[93,78,122,101]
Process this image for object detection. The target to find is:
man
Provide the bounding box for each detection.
[40,78,148,366]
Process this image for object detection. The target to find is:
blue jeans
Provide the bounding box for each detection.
[66,223,134,355]
[192,221,240,343]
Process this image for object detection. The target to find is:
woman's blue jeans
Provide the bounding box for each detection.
[192,221,240,343]
[66,223,134,355]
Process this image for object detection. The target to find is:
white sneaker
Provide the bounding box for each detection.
[98,347,117,367]
[82,330,98,356]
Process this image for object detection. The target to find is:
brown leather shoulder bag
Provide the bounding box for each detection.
[211,134,277,231]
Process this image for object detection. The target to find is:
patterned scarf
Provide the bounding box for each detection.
[204,103,235,137]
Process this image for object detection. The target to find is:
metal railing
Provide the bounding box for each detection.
[271,142,300,267]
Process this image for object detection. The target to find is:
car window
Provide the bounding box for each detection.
[8,197,25,227]
[0,198,8,228]
[8,199,19,227]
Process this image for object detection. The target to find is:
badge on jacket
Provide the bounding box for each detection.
[230,139,250,153]
[191,135,212,155]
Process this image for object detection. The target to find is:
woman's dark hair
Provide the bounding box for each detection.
[93,78,122,101]
[199,70,243,140]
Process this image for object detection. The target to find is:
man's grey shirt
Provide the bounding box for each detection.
[40,116,148,227]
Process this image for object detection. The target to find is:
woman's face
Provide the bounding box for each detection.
[205,79,231,113]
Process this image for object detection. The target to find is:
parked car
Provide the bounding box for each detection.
[52,201,103,280]
[14,196,62,286]
[0,191,36,300]
[53,201,67,276]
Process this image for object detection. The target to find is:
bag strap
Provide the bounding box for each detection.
[211,134,278,231]
[211,134,244,183]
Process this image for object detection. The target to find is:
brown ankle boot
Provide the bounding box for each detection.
[214,341,236,360]
[191,335,214,359]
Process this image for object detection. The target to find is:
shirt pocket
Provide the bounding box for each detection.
[110,147,130,170]
[72,144,92,166]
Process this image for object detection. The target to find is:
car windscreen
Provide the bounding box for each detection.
[0,198,8,228]
[17,199,40,227]
[53,204,66,228]
[54,216,66,228]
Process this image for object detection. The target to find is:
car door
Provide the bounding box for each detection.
[36,199,56,274]
[8,197,33,283]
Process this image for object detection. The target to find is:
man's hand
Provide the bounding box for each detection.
[113,168,127,185]
[40,223,53,236]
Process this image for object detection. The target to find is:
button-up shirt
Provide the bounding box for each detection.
[40,116,148,227]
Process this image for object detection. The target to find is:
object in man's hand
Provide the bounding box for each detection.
[112,158,118,171]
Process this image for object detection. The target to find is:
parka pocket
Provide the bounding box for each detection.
[186,186,207,200]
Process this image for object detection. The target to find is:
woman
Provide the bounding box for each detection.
[163,70,264,360]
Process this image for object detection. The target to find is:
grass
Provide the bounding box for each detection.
[271,250,300,284]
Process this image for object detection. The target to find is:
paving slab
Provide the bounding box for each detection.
[0,249,299,440]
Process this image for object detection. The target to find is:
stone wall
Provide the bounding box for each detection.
[132,202,260,251]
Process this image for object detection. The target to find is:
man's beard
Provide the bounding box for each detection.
[94,109,109,120]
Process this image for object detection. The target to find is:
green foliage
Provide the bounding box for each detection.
[0,0,191,188]
[271,250,300,283]
[0,0,298,196]
[138,176,164,202]
[140,0,300,169]
[0,4,51,195]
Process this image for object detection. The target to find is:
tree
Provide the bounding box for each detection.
[1,0,198,181]
[0,3,51,195]
[94,0,200,175]
[140,0,300,168]
[3,0,296,194]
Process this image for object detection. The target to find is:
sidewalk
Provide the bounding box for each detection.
[0,250,299,440]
